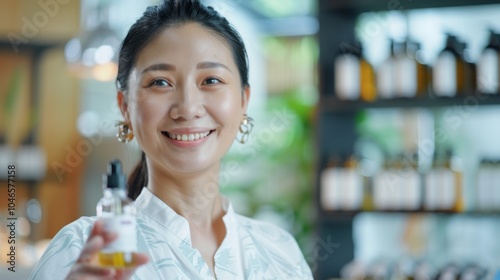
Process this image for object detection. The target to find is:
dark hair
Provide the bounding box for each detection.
[117,0,249,200]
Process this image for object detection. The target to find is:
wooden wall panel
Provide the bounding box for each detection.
[0,0,80,43]
[37,48,82,238]
[0,51,32,146]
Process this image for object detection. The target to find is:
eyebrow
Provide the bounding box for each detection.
[141,61,232,75]
[197,61,232,72]
[141,63,176,74]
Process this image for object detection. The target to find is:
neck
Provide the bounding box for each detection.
[146,161,223,227]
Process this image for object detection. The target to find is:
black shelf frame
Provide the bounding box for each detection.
[315,0,500,279]
[320,94,500,112]
[324,0,500,13]
[320,210,500,220]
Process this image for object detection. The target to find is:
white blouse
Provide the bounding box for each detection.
[29,187,313,279]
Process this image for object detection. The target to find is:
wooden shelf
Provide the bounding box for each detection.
[325,0,500,13]
[320,94,500,113]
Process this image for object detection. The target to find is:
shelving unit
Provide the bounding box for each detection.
[315,0,500,278]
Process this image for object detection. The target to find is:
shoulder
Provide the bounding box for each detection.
[43,216,96,252]
[57,216,96,236]
[47,216,96,247]
[233,214,314,279]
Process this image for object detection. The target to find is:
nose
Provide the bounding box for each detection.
[169,84,206,120]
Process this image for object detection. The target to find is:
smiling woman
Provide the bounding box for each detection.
[29,0,313,279]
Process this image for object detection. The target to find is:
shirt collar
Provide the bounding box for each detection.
[134,187,236,245]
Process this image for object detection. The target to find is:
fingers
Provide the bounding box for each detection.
[66,263,116,280]
[78,235,104,264]
[88,220,118,244]
[115,253,149,278]
[66,220,149,280]
[78,221,118,264]
[69,250,148,280]
[131,252,149,266]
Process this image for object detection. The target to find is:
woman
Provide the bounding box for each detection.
[30,0,313,279]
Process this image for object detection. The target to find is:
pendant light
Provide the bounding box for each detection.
[64,0,120,81]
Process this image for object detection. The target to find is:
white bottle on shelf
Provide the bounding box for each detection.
[477,29,500,94]
[477,159,498,212]
[320,156,363,211]
[335,43,361,100]
[395,41,418,98]
[377,39,398,99]
[426,167,456,210]
[433,34,464,97]
[494,161,500,211]
[425,151,463,212]
[373,154,421,211]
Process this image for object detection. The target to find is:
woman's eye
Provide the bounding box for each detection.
[203,78,221,85]
[149,79,170,87]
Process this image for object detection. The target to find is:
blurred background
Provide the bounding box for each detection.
[1,0,500,279]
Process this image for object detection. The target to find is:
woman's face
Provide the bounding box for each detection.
[119,23,250,175]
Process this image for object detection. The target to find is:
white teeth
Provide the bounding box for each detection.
[166,131,211,142]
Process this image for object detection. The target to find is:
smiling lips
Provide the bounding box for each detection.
[162,130,213,142]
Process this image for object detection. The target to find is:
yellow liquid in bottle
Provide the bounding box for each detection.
[360,59,377,102]
[98,252,134,268]
[416,62,428,97]
[453,171,464,213]
[456,57,465,95]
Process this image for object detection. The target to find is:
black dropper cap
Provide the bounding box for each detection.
[443,33,459,54]
[104,159,126,189]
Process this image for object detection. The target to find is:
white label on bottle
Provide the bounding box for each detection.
[320,168,341,210]
[494,165,500,211]
[396,57,417,98]
[476,168,490,211]
[321,167,362,210]
[374,170,403,210]
[400,170,421,210]
[101,215,137,253]
[425,172,438,210]
[477,49,499,93]
[335,54,360,100]
[341,169,363,210]
[425,169,455,210]
[433,52,457,97]
[377,58,395,98]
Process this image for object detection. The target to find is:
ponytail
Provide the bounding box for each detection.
[128,151,148,200]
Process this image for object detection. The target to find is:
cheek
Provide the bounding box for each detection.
[213,93,243,129]
[129,92,167,129]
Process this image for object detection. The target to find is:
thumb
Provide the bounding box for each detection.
[77,235,106,264]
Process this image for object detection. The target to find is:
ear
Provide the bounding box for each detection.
[241,86,251,113]
[117,91,130,121]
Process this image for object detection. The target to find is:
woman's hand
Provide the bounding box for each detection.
[65,220,149,280]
